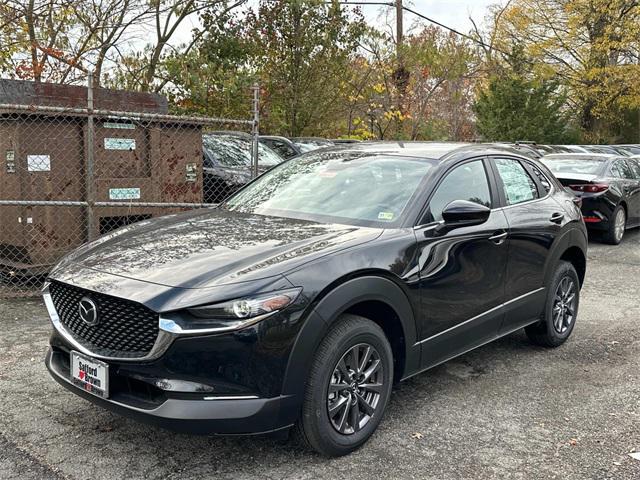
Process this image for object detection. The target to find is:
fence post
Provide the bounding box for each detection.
[251,83,260,179]
[85,72,96,241]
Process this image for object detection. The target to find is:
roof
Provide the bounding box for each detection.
[260,135,293,142]
[322,141,536,161]
[541,153,618,159]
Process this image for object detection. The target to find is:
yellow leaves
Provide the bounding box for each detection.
[383,109,410,121]
[372,83,386,94]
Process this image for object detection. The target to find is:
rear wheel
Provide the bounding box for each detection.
[526,261,580,347]
[603,205,626,245]
[295,314,393,457]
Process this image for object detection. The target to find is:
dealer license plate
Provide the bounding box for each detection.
[70,351,109,398]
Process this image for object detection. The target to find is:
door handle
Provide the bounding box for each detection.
[550,212,564,224]
[489,231,508,244]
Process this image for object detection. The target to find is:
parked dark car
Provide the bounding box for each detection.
[506,142,544,159]
[202,132,283,203]
[542,153,640,244]
[44,143,587,457]
[613,144,640,156]
[544,145,576,154]
[259,135,302,159]
[291,136,335,152]
[581,145,630,156]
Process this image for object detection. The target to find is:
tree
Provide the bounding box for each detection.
[403,26,479,140]
[342,25,479,141]
[473,75,575,143]
[487,0,640,141]
[245,0,367,136]
[1,0,81,82]
[0,0,245,89]
[161,5,256,118]
[102,0,247,92]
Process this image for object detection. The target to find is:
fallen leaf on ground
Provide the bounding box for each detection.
[411,432,424,440]
[569,438,578,446]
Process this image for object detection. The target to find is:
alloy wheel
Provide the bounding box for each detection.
[327,343,383,435]
[552,276,577,334]
[614,208,626,243]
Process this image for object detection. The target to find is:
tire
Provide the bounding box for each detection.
[294,314,393,457]
[603,205,626,245]
[525,261,580,348]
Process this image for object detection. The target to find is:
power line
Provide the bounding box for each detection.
[329,1,510,57]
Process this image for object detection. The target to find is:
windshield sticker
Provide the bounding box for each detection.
[378,212,394,221]
[318,170,337,178]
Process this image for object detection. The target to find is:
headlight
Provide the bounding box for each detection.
[159,288,302,335]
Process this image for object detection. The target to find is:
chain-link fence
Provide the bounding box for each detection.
[0,77,261,297]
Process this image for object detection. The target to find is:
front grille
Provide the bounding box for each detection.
[49,281,159,358]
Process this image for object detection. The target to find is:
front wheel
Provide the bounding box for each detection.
[295,314,393,457]
[526,261,580,347]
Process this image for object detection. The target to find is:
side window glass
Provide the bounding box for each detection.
[528,163,551,195]
[622,160,637,179]
[610,161,626,178]
[426,160,491,222]
[495,158,538,205]
[628,159,640,179]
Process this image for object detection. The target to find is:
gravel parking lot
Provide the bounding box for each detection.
[0,231,638,480]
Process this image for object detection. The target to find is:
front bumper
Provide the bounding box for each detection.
[42,276,310,434]
[45,347,294,434]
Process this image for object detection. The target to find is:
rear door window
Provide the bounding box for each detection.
[624,159,640,180]
[494,158,539,205]
[610,160,634,179]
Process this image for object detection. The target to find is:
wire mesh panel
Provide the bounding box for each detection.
[0,83,262,297]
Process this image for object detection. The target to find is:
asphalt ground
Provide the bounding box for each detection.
[0,230,638,479]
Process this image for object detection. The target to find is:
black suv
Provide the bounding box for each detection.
[44,143,587,456]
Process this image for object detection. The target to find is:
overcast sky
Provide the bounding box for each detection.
[173,1,498,46]
[360,0,496,33]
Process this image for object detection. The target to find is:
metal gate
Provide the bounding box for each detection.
[0,76,260,297]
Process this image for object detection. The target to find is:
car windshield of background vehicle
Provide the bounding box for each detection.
[224,152,437,227]
[203,134,282,168]
[294,142,321,153]
[541,156,607,175]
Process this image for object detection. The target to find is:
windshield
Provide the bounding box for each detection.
[542,156,607,175]
[224,151,437,227]
[203,134,282,168]
[293,139,334,152]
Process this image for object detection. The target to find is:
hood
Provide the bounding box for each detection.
[51,209,381,289]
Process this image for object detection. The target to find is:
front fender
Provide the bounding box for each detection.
[275,275,419,427]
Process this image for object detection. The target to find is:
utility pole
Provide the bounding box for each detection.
[251,83,260,179]
[396,0,403,61]
[394,0,408,136]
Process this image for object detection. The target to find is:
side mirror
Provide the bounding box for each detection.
[434,200,491,235]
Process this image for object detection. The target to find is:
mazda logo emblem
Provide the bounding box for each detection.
[78,297,99,326]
